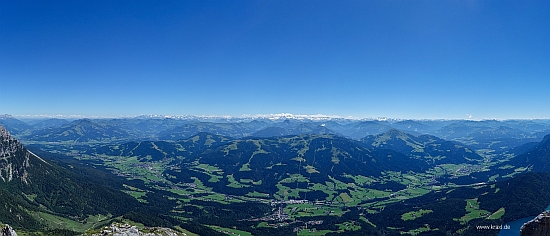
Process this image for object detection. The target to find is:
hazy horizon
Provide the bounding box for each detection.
[4,112,549,121]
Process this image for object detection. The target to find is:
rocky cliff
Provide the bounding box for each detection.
[0,126,19,157]
[91,222,183,236]
[0,125,47,183]
[520,211,550,236]
[0,224,17,236]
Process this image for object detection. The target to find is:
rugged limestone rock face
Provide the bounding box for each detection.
[0,126,46,183]
[91,222,183,236]
[520,211,550,236]
[0,126,20,157]
[0,224,18,236]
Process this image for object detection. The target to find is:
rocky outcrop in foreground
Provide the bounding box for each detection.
[0,224,17,236]
[91,222,184,236]
[520,211,550,236]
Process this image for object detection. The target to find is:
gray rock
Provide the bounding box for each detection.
[520,211,550,236]
[0,224,18,236]
[92,223,185,236]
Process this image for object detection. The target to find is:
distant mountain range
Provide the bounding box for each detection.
[12,113,358,121]
[89,132,233,162]
[26,119,131,142]
[360,129,483,164]
[158,120,270,140]
[509,134,550,172]
[250,123,338,138]
[0,114,31,135]
[2,115,545,155]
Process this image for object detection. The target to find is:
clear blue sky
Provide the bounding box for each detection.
[1,1,549,119]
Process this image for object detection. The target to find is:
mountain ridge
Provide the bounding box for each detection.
[27,119,131,142]
[0,125,143,231]
[509,134,550,171]
[360,129,483,164]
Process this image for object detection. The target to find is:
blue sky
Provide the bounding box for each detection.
[1,1,549,119]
